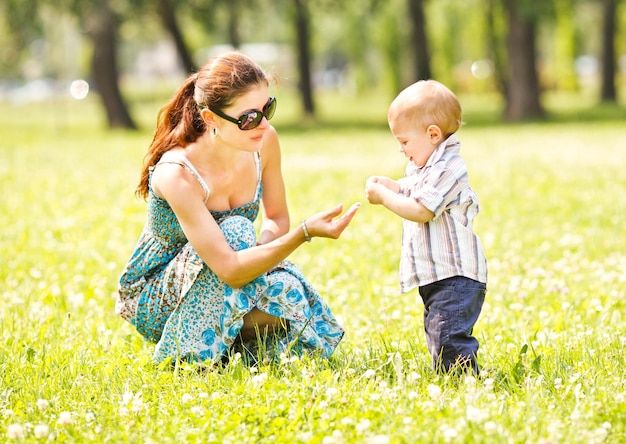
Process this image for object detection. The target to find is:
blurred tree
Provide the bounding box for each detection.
[0,0,45,79]
[224,0,243,49]
[407,0,432,80]
[188,0,242,50]
[293,0,315,117]
[553,0,578,91]
[377,0,405,94]
[485,0,508,95]
[159,0,196,73]
[599,0,619,102]
[502,0,545,121]
[83,0,136,129]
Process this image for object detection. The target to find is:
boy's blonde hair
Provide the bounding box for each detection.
[388,80,462,137]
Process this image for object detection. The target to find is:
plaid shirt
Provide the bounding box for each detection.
[397,134,488,292]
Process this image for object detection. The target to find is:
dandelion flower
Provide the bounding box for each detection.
[57,411,73,425]
[326,387,339,399]
[6,424,24,439]
[34,424,49,439]
[427,384,442,401]
[251,372,268,388]
[36,399,49,410]
[181,393,193,404]
[356,419,371,434]
[440,424,458,442]
[484,421,497,435]
[363,369,376,379]
[466,406,487,423]
[366,435,390,444]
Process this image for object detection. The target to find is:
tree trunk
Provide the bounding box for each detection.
[226,0,241,49]
[504,2,544,121]
[600,0,617,102]
[407,0,431,80]
[159,0,196,73]
[87,2,136,129]
[293,0,315,117]
[486,0,507,96]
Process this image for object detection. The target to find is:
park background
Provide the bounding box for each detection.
[1,0,626,443]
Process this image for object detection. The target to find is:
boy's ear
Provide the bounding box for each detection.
[426,124,443,145]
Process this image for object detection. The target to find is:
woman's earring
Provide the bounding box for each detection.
[212,127,218,137]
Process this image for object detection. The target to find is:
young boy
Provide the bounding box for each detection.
[365,80,487,374]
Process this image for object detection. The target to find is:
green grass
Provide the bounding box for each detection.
[1,91,625,443]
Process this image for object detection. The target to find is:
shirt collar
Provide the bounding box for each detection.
[421,133,459,169]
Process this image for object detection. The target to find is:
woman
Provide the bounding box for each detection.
[116,51,359,364]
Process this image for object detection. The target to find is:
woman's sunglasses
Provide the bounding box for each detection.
[210,97,277,131]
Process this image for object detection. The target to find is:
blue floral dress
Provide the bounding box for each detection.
[116,153,344,363]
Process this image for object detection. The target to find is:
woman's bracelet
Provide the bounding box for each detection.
[301,219,312,243]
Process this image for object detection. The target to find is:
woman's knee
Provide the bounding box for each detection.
[219,216,256,251]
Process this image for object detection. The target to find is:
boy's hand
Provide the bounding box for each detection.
[365,180,387,205]
[365,176,398,205]
[365,176,399,192]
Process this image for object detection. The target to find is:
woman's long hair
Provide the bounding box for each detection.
[136,51,269,199]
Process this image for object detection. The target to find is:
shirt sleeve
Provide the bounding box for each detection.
[408,162,465,218]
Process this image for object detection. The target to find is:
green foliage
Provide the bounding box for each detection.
[1,92,626,442]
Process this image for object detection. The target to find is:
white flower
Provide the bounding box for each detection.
[356,419,371,434]
[427,384,442,401]
[251,372,268,388]
[181,393,193,404]
[441,425,458,442]
[36,399,50,410]
[483,378,495,390]
[554,378,564,390]
[466,406,487,423]
[408,372,421,382]
[365,435,390,444]
[484,421,498,435]
[85,412,96,423]
[131,396,144,413]
[363,369,376,379]
[122,391,134,404]
[57,411,73,425]
[191,406,204,416]
[6,423,24,439]
[34,424,50,439]
[325,387,339,399]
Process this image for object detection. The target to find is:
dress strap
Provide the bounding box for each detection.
[253,151,262,201]
[154,160,211,204]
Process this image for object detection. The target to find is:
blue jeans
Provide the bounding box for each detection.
[418,276,486,374]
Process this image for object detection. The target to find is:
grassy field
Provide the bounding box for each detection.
[1,90,626,443]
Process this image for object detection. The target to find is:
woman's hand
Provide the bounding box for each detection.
[304,202,360,240]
